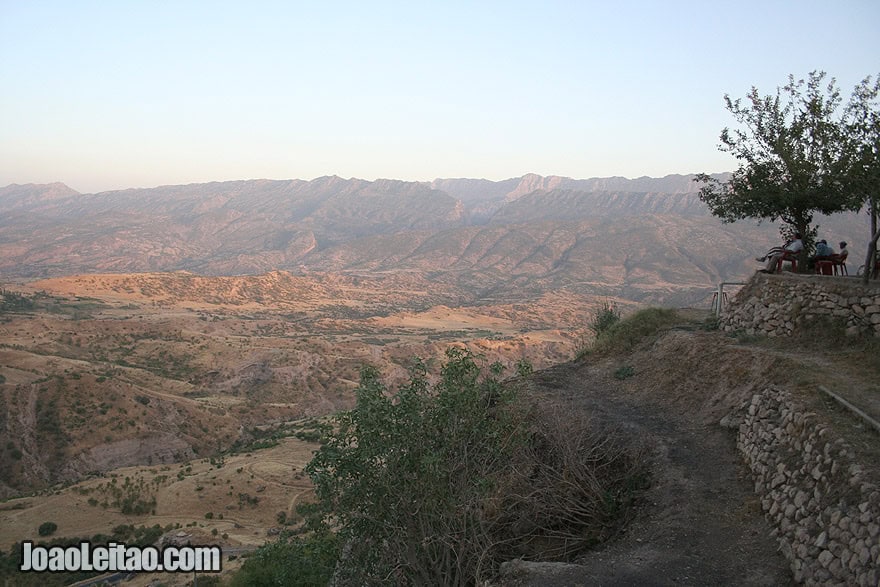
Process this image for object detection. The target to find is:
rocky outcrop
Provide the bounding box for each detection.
[488,189,708,224]
[504,173,568,201]
[61,433,195,480]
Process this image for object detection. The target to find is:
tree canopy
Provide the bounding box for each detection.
[696,71,870,246]
[842,76,880,281]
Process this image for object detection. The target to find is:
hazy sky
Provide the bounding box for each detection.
[1,1,878,193]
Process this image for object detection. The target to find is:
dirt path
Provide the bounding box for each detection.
[726,341,880,427]
[502,359,794,586]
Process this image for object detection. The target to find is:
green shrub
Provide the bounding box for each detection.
[301,348,649,584]
[731,330,762,344]
[613,365,636,380]
[38,522,58,536]
[589,300,621,336]
[304,349,522,583]
[230,532,338,587]
[701,314,721,331]
[791,314,848,347]
[515,358,533,377]
[592,308,680,354]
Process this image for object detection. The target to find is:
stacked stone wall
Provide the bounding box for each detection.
[722,274,880,583]
[739,387,879,585]
[721,273,880,337]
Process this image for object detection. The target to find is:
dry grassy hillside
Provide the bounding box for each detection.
[0,271,600,497]
[4,305,879,586]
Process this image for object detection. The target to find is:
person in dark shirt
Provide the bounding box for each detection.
[808,239,835,270]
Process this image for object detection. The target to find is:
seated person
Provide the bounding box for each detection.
[808,239,835,270]
[832,242,850,273]
[757,234,803,272]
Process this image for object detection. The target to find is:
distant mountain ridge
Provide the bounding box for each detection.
[431,173,721,203]
[0,173,864,306]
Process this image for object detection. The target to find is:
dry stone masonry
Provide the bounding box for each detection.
[721,273,880,584]
[721,273,880,338]
[738,387,879,585]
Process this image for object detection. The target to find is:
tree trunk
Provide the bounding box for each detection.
[863,198,878,285]
[795,220,810,274]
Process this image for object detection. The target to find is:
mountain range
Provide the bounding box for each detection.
[1,173,867,305]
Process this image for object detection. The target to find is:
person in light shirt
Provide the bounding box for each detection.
[756,233,803,273]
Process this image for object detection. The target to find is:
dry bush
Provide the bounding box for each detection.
[487,402,652,563]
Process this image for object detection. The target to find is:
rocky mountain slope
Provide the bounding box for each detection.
[2,173,865,306]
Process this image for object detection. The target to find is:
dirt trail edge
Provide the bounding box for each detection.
[500,355,794,586]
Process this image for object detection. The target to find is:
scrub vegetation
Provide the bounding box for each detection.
[234,348,650,585]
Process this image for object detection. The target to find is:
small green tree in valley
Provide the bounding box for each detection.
[696,71,862,266]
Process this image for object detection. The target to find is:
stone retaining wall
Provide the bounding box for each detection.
[721,273,880,337]
[738,387,880,585]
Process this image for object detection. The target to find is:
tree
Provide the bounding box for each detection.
[230,532,339,587]
[588,299,621,338]
[841,75,880,283]
[304,350,525,584]
[696,72,861,266]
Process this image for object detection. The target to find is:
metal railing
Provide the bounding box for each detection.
[712,282,746,316]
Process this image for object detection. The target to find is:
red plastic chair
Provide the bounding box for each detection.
[775,250,798,273]
[815,259,834,275]
[831,252,848,276]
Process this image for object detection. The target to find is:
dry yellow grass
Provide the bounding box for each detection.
[0,270,605,503]
[0,436,319,551]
